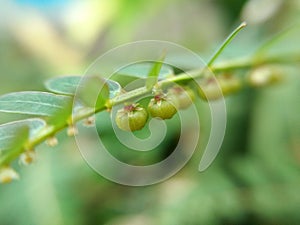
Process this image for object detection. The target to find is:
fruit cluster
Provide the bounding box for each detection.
[115,85,195,131]
[115,66,282,132]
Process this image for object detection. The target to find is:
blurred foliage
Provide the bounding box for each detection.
[0,0,299,225]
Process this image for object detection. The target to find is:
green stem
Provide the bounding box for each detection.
[23,52,297,152]
[2,24,300,167]
[207,22,247,67]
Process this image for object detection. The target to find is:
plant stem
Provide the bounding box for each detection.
[2,24,300,167]
[22,52,298,154]
[207,22,247,67]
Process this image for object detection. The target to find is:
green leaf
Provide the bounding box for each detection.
[0,125,29,165]
[45,76,81,96]
[146,51,166,90]
[116,63,173,78]
[107,79,122,98]
[45,76,121,98]
[46,97,74,126]
[112,62,173,87]
[76,76,110,108]
[0,91,72,116]
[0,119,46,151]
[255,24,300,59]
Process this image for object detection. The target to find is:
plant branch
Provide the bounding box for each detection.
[20,51,298,157]
[2,23,300,167]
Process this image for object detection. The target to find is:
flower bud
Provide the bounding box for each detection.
[46,136,58,147]
[83,116,95,127]
[67,125,78,136]
[19,150,36,166]
[0,167,19,184]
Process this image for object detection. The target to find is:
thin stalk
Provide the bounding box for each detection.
[207,22,247,67]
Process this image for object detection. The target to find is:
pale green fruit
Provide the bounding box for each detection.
[198,75,241,101]
[168,86,196,109]
[247,66,283,87]
[115,104,148,131]
[148,96,177,120]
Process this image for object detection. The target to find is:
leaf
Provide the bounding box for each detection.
[45,76,121,98]
[108,79,122,98]
[0,125,29,165]
[0,91,72,116]
[255,24,300,59]
[76,76,110,108]
[146,51,166,90]
[116,63,173,78]
[112,62,173,87]
[46,97,74,126]
[45,75,81,96]
[0,119,46,151]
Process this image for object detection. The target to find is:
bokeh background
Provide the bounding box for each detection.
[1,0,300,224]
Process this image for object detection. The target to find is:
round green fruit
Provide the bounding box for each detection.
[115,104,148,131]
[148,95,177,120]
[168,86,196,109]
[219,75,241,95]
[247,66,283,87]
[198,75,241,101]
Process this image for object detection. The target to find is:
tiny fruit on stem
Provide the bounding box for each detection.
[148,95,177,119]
[46,136,58,147]
[167,86,196,109]
[0,166,19,184]
[198,74,241,101]
[247,65,283,87]
[19,150,36,166]
[67,124,78,136]
[83,116,96,127]
[115,103,148,131]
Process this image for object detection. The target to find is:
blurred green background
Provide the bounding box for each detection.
[0,0,300,224]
